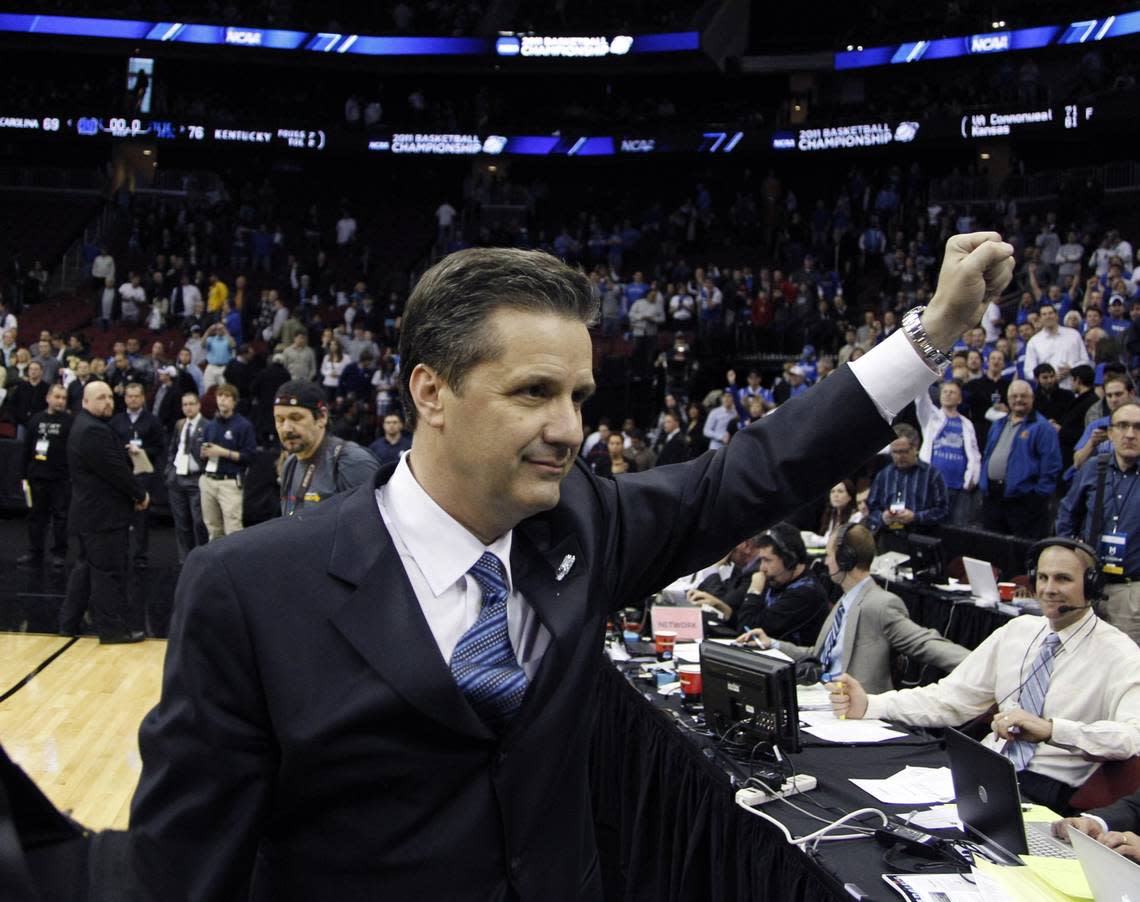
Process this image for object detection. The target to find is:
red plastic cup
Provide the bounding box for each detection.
[998,582,1016,602]
[678,664,702,701]
[654,630,678,661]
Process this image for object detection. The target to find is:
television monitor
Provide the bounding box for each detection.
[699,641,801,753]
[907,533,944,583]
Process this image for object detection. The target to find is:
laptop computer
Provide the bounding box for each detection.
[1068,824,1140,902]
[962,556,1001,605]
[944,727,1076,860]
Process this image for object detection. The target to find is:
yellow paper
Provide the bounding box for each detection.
[1020,856,1093,900]
[1022,804,1063,823]
[974,860,1086,902]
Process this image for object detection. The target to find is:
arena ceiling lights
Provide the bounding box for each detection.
[0,12,698,59]
[836,9,1140,70]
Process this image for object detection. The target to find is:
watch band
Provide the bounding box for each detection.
[901,306,951,373]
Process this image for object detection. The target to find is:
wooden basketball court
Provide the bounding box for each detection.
[0,632,166,829]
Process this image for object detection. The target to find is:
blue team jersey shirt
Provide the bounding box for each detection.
[930,415,968,490]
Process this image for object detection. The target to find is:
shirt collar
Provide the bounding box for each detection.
[1054,607,1097,643]
[838,575,872,610]
[383,453,513,598]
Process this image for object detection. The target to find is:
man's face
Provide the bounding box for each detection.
[383,415,403,439]
[1019,323,1034,342]
[940,383,962,410]
[1037,370,1057,391]
[46,386,67,413]
[27,362,43,383]
[1040,306,1059,330]
[988,350,1006,371]
[83,382,114,418]
[76,360,89,379]
[1105,381,1132,411]
[413,309,594,542]
[1034,546,1089,625]
[722,392,735,410]
[663,414,679,434]
[126,338,140,354]
[181,394,200,419]
[152,342,164,357]
[274,406,325,456]
[1111,406,1140,465]
[1007,381,1034,416]
[758,547,793,586]
[37,339,51,356]
[889,437,918,469]
[728,539,757,568]
[125,386,144,412]
[216,393,235,418]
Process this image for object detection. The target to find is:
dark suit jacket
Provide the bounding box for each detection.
[1093,788,1140,832]
[67,411,147,533]
[164,416,208,482]
[109,409,166,473]
[655,430,689,466]
[128,367,893,902]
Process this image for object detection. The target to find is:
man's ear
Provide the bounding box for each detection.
[407,363,447,428]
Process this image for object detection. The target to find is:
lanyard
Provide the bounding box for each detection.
[1107,466,1140,528]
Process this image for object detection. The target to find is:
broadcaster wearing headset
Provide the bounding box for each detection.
[828,537,1140,813]
[737,524,968,694]
[726,522,830,647]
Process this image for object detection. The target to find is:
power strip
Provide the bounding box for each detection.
[736,774,818,806]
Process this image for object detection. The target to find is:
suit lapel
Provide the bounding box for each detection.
[839,581,872,669]
[327,473,495,741]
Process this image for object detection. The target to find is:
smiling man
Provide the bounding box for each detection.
[829,537,1140,813]
[130,237,1016,901]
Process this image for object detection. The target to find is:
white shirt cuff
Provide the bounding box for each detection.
[849,329,942,423]
[1084,814,1110,834]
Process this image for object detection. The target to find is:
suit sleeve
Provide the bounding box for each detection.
[594,367,896,610]
[131,549,277,902]
[875,593,969,673]
[1092,791,1140,833]
[1034,423,1063,495]
[85,423,146,503]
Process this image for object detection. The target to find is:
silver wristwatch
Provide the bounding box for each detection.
[901,306,951,373]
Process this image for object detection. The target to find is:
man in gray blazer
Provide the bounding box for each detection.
[738,523,967,693]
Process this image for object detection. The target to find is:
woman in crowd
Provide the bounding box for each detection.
[592,432,638,479]
[320,341,347,402]
[802,479,862,548]
[685,400,707,456]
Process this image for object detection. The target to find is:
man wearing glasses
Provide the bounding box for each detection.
[1057,401,1140,644]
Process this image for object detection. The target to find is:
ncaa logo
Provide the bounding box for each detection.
[969,33,1009,53]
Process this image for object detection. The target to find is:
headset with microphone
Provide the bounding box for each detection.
[763,522,808,572]
[830,522,861,580]
[1024,536,1104,614]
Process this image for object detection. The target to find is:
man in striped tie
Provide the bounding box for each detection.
[828,537,1140,813]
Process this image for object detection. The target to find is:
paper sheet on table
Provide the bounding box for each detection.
[972,867,1017,902]
[796,683,832,710]
[906,803,962,830]
[1022,804,1063,823]
[851,766,955,805]
[704,638,794,663]
[1019,857,1092,900]
[973,861,1083,902]
[799,708,908,743]
[882,872,984,901]
[673,642,701,662]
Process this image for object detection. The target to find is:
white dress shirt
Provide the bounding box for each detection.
[1024,326,1090,390]
[865,610,1140,787]
[376,454,553,678]
[374,328,937,679]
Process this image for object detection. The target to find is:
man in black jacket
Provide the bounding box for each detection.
[110,383,165,569]
[59,381,148,643]
[655,410,689,466]
[18,384,71,569]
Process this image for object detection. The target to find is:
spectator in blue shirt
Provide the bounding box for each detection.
[1106,295,1132,341]
[866,424,950,537]
[1071,373,1134,472]
[198,383,257,541]
[203,322,235,391]
[1056,400,1140,644]
[979,379,1063,538]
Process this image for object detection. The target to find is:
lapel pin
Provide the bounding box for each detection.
[555,554,576,581]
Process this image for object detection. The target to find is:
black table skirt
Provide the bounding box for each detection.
[590,663,846,902]
[884,578,1011,650]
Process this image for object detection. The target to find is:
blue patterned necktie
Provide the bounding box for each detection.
[450,552,529,732]
[1004,632,1062,771]
[819,601,847,675]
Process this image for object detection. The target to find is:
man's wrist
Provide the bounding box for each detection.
[917,300,962,353]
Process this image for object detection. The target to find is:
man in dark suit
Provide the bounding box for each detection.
[129,237,1014,901]
[109,382,165,569]
[59,381,148,643]
[655,409,689,466]
[164,391,209,565]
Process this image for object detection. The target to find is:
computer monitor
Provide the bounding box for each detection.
[699,641,801,753]
[907,533,944,583]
